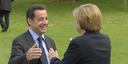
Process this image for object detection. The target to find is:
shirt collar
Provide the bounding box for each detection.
[29,28,45,41]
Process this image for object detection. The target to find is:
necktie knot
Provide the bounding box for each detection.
[38,37,42,43]
[38,37,44,48]
[38,37,45,43]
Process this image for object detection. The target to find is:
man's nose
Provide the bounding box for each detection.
[42,20,48,24]
[41,20,48,26]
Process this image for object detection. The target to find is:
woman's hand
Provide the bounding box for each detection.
[69,38,72,42]
[48,48,59,60]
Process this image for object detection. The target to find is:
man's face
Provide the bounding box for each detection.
[28,10,48,36]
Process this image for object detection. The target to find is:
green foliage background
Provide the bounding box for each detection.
[0,0,128,64]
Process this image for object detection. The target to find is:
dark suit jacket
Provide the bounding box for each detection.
[8,30,56,64]
[0,0,14,11]
[51,31,111,64]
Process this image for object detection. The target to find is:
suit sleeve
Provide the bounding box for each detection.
[50,39,81,64]
[8,39,28,64]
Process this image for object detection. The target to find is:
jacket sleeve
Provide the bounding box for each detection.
[50,57,61,64]
[8,39,28,64]
[50,39,81,64]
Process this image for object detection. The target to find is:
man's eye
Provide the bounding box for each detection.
[39,18,43,21]
[45,18,48,20]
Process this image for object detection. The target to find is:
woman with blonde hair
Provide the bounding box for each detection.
[48,4,111,64]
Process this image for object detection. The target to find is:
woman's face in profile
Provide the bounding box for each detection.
[75,20,86,34]
[75,20,81,34]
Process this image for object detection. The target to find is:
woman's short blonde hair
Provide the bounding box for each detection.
[73,4,102,32]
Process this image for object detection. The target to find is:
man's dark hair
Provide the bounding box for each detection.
[26,4,47,26]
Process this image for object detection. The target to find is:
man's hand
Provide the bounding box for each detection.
[48,48,58,60]
[26,44,42,60]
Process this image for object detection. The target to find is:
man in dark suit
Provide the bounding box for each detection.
[0,0,14,32]
[8,4,57,64]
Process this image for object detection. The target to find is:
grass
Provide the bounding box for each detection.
[0,0,128,64]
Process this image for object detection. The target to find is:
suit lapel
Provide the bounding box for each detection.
[44,35,52,51]
[25,30,36,47]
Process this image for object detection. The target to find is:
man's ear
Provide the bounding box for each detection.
[28,18,32,26]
